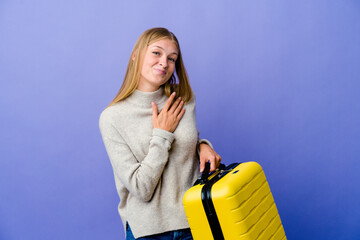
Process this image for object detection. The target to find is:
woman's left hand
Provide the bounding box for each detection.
[199,143,221,172]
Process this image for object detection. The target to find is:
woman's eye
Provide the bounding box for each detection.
[168,57,175,62]
[152,52,160,56]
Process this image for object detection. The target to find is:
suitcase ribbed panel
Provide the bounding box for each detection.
[269,220,286,240]
[211,162,286,240]
[258,214,282,239]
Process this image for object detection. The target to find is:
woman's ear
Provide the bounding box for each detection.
[132,50,137,61]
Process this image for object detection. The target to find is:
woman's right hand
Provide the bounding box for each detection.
[152,92,185,133]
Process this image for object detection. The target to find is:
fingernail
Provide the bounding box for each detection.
[172,92,176,95]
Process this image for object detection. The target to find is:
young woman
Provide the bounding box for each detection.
[99,27,221,240]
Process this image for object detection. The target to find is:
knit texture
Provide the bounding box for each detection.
[99,87,212,238]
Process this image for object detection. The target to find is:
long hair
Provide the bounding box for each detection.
[107,27,193,107]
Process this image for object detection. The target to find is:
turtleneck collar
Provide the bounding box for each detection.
[126,87,167,108]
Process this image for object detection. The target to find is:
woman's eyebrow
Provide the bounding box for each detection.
[152,46,178,55]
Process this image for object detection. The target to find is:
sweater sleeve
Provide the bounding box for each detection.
[99,115,174,202]
[196,130,214,157]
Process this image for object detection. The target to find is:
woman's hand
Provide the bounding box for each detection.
[152,92,185,133]
[199,143,221,172]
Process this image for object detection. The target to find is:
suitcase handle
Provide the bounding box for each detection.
[200,162,227,184]
[200,162,211,184]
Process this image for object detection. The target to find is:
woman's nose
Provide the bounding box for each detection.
[159,56,168,68]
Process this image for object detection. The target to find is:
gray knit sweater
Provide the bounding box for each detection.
[99,87,212,238]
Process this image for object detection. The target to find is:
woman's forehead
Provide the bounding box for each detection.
[148,39,178,53]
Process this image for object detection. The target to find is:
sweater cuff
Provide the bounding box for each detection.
[197,139,214,158]
[198,139,214,149]
[152,128,175,144]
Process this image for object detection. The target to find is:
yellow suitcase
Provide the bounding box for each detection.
[183,162,286,240]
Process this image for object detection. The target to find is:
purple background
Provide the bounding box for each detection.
[1,0,360,239]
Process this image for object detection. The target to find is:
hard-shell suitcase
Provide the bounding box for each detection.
[183,162,286,240]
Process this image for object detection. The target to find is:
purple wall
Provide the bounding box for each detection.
[1,0,359,239]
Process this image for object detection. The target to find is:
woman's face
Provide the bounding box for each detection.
[137,38,178,92]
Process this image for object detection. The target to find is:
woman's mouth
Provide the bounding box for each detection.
[154,68,166,75]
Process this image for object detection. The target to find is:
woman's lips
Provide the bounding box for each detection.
[154,68,166,75]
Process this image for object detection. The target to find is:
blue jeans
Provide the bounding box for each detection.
[126,223,193,240]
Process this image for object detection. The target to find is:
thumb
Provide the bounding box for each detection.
[200,158,206,173]
[152,102,158,121]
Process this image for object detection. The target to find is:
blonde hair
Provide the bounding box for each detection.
[108,27,193,107]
